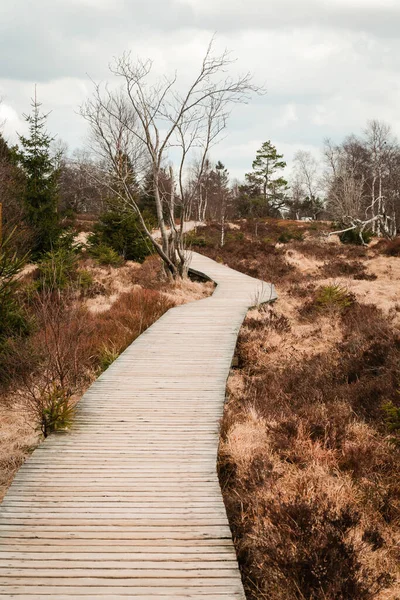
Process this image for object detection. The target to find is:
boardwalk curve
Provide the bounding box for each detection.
[0,252,277,599]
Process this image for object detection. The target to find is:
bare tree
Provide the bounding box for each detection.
[324,126,397,243]
[189,157,213,222]
[293,151,318,198]
[81,38,261,277]
[59,150,108,214]
[364,120,396,237]
[290,150,323,220]
[17,288,89,437]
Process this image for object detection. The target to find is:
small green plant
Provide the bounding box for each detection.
[382,401,400,446]
[315,285,355,311]
[39,384,74,438]
[225,231,245,243]
[278,229,304,243]
[88,244,124,266]
[76,269,94,291]
[36,247,79,290]
[185,232,213,248]
[98,343,120,372]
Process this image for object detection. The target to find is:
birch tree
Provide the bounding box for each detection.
[290,151,323,220]
[364,120,396,237]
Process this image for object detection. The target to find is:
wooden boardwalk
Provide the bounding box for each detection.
[0,252,277,599]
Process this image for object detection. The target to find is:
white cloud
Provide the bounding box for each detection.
[1,0,400,179]
[280,104,298,127]
[0,101,26,142]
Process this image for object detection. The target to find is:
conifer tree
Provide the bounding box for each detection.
[17,92,61,257]
[246,140,288,214]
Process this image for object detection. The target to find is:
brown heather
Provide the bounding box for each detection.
[192,220,400,599]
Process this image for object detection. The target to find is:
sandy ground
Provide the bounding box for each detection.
[152,220,205,240]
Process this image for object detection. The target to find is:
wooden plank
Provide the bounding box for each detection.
[0,251,276,598]
[0,590,244,598]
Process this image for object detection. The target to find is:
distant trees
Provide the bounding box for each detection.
[5,80,400,262]
[189,159,231,225]
[58,150,107,215]
[324,120,399,241]
[81,38,261,277]
[190,158,213,222]
[288,151,323,220]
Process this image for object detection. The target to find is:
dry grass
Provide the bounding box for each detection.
[189,221,400,599]
[220,299,400,598]
[0,402,37,498]
[0,253,213,501]
[195,237,300,285]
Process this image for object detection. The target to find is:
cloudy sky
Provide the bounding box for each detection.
[1,0,400,180]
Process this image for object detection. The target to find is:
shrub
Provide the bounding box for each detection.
[301,285,355,317]
[186,234,208,247]
[185,231,215,248]
[76,269,94,292]
[382,237,400,256]
[382,401,400,446]
[316,285,354,308]
[231,493,385,600]
[262,236,275,244]
[191,229,298,284]
[89,210,153,262]
[35,247,79,290]
[225,231,245,243]
[339,227,373,246]
[0,230,30,349]
[278,229,304,243]
[319,260,376,281]
[98,343,119,372]
[220,295,400,599]
[88,244,124,266]
[55,229,82,253]
[37,384,74,438]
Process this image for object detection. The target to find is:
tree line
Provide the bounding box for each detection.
[1,40,400,276]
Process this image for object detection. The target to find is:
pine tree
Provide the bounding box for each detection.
[17,92,61,257]
[246,141,288,214]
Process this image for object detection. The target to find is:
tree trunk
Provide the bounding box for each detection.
[377,172,382,237]
[371,175,377,234]
[220,213,225,247]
